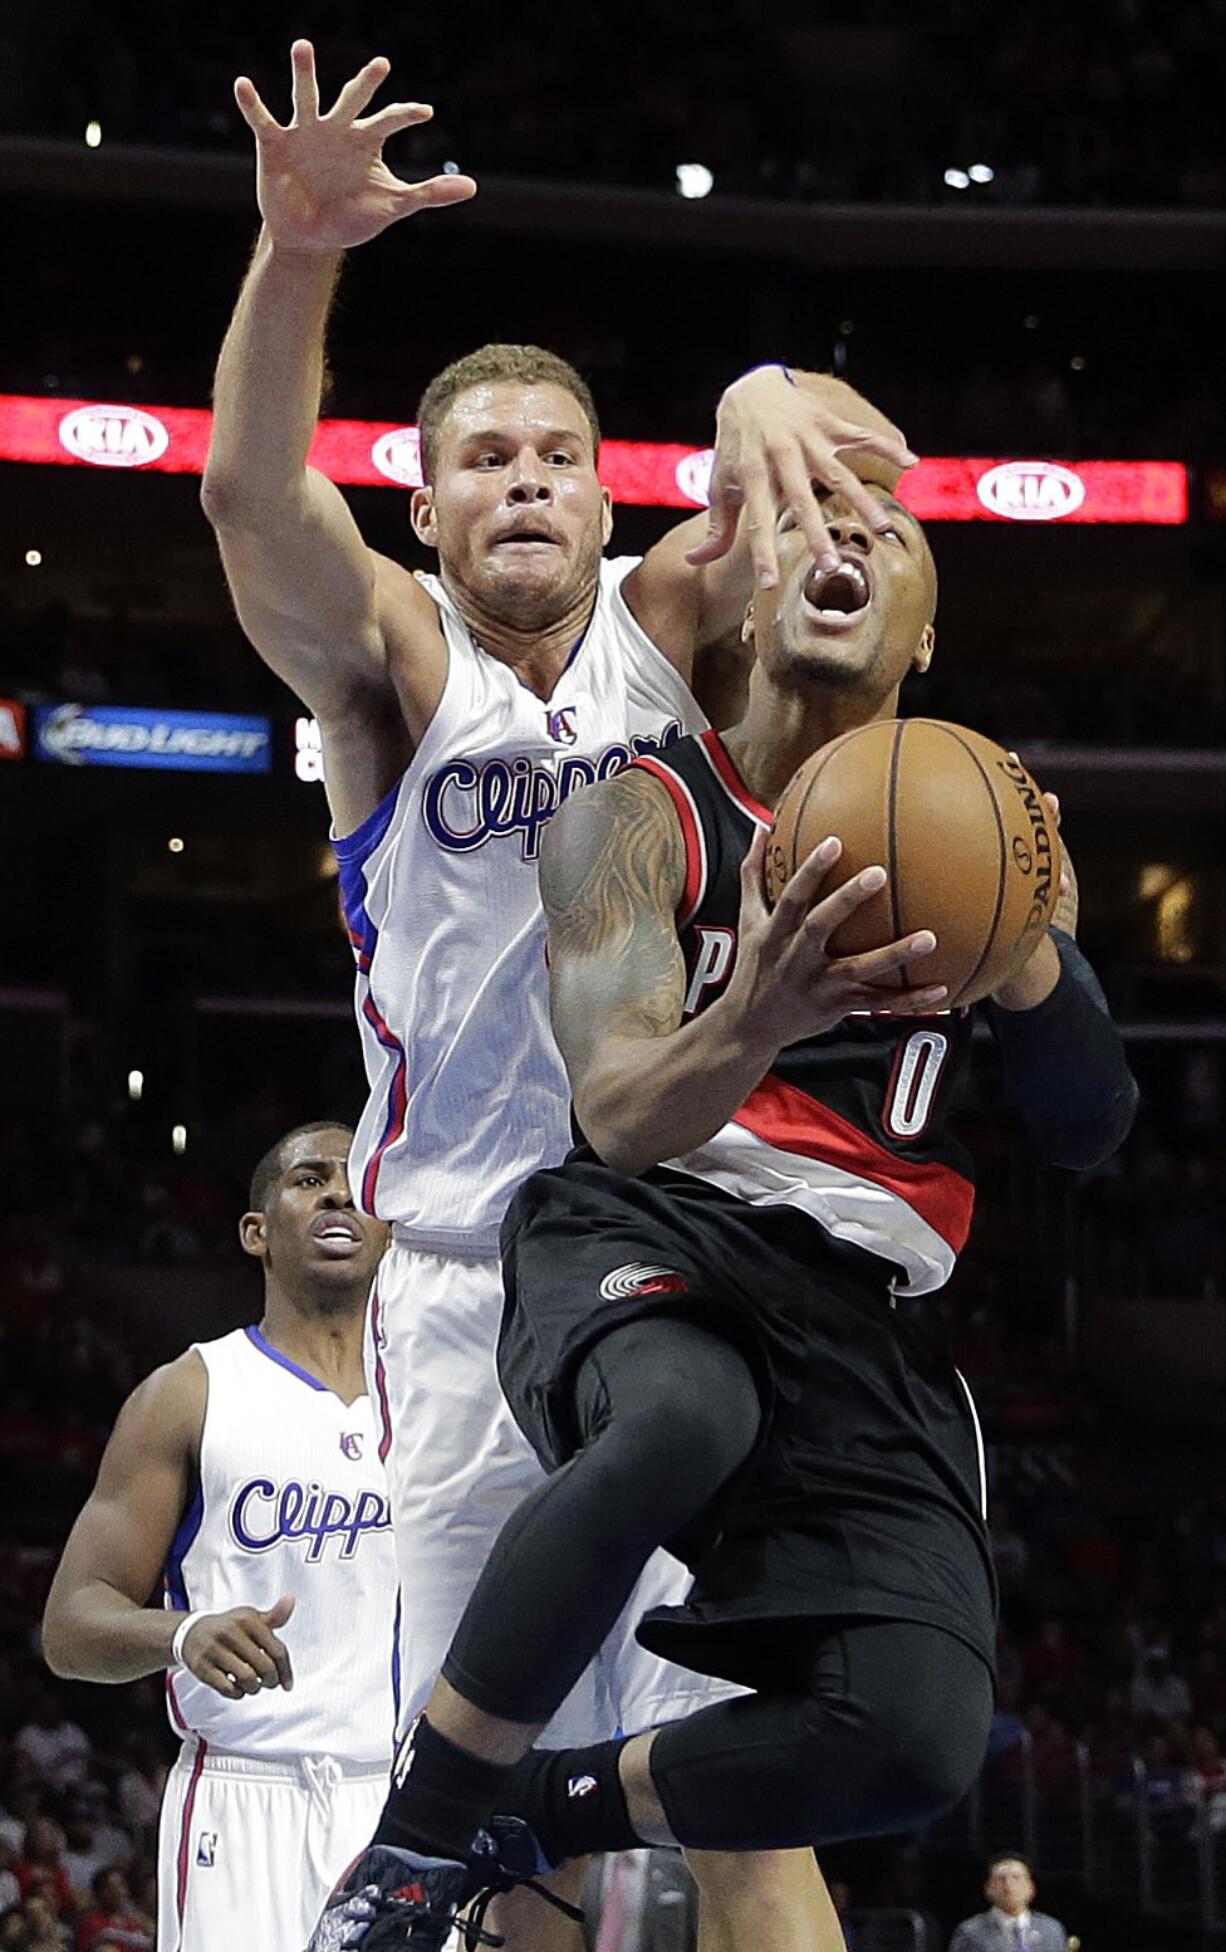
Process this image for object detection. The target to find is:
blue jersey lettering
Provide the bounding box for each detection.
[421,723,682,861]
[228,1478,392,1562]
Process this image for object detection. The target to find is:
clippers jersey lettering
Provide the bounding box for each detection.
[339,559,706,1250]
[163,1329,396,1764]
[633,731,977,1295]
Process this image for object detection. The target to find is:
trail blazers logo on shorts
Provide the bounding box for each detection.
[598,1264,690,1301]
[568,1774,597,1799]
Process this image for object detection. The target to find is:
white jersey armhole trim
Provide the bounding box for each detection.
[602,557,708,723]
[165,1344,211,1624]
[330,572,463,849]
[191,1336,226,1501]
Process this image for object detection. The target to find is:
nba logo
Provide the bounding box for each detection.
[546,707,578,746]
[196,1832,218,1868]
[340,1432,364,1460]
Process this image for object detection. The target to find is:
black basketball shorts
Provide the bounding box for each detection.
[499,1154,997,1690]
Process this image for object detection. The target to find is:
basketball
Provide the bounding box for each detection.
[765,718,1062,1007]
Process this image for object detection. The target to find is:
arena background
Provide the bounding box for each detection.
[1,3,1224,1946]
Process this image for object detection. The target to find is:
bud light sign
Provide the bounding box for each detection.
[35,704,272,773]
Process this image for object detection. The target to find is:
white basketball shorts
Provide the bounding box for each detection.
[368,1240,743,1745]
[157,1737,386,1951]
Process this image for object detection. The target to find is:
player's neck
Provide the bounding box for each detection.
[258,1292,368,1405]
[440,573,598,700]
[725,676,901,808]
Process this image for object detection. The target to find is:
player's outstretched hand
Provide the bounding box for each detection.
[727,829,946,1049]
[687,365,918,587]
[234,40,477,253]
[181,1595,296,1700]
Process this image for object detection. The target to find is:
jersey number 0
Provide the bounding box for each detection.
[883,1029,950,1139]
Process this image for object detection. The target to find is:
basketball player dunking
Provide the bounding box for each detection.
[42,1124,396,1952]
[311,483,1140,1942]
[205,40,914,1952]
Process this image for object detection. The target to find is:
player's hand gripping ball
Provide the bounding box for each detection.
[765,719,1062,1007]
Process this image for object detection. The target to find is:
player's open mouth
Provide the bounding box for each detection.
[491,524,563,549]
[801,556,872,631]
[310,1217,365,1258]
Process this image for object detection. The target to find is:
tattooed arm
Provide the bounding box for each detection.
[540,769,944,1175]
[540,769,754,1174]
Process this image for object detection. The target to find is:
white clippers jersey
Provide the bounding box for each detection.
[163,1329,397,1765]
[338,557,706,1251]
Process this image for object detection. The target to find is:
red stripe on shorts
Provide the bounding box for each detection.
[175,1737,208,1936]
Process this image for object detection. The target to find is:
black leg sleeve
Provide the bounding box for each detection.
[441,1317,762,1726]
[647,1620,993,1851]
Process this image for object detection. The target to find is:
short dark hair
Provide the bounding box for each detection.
[247,1122,354,1213]
[417,343,601,481]
[987,1852,1034,1879]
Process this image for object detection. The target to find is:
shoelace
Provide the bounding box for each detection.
[343,1883,502,1949]
[462,1876,585,1952]
[343,1869,582,1950]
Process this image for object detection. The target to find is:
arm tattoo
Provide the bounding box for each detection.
[541,770,688,1057]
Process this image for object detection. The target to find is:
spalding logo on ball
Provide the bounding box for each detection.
[765,718,1061,1007]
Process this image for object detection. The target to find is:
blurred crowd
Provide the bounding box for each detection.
[0,1274,164,1950]
[2,9,1223,1944]
[1076,1137,1225,1300]
[3,1075,1226,1943]
[0,1096,274,1947]
[4,0,1224,210]
[4,586,1224,751]
[914,643,1226,753]
[0,1683,162,1950]
[6,302,1223,467]
[0,1085,327,1281]
[0,866,1220,1951]
[0,601,281,720]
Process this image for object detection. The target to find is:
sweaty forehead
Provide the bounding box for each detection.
[280,1131,352,1177]
[442,382,595,451]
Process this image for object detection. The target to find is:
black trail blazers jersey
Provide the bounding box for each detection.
[634,729,979,1296]
[499,728,997,1678]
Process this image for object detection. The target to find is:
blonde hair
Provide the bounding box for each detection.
[418,344,601,480]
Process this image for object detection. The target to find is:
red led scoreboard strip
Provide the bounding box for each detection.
[0,393,1188,525]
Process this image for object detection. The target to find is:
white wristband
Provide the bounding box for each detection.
[170,1612,206,1669]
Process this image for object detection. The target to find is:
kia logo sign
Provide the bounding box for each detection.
[976,460,1087,522]
[674,448,715,507]
[58,404,170,469]
[371,427,423,488]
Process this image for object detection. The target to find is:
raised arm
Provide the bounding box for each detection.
[200,42,476,832]
[540,771,946,1176]
[42,1354,294,1700]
